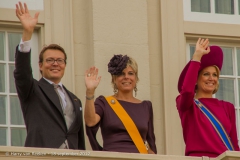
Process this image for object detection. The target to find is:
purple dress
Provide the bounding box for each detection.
[86,95,157,153]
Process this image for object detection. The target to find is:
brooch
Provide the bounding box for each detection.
[111,99,115,104]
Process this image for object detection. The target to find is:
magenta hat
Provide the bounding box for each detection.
[178,45,223,93]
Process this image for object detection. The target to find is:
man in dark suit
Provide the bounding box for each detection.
[14,2,85,149]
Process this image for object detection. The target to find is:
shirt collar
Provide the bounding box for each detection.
[43,77,63,88]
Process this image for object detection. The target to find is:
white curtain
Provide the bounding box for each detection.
[239,0,240,15]
[191,0,210,13]
[215,47,235,104]
[9,64,16,93]
[4,32,26,146]
[10,96,24,125]
[8,33,22,61]
[190,46,195,58]
[0,64,5,92]
[11,128,26,146]
[0,128,6,145]
[221,47,233,75]
[215,0,234,14]
[0,32,4,60]
[237,48,240,76]
[0,96,6,124]
[216,79,235,104]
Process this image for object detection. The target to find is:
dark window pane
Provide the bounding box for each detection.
[0,128,7,145]
[237,48,240,76]
[9,64,16,93]
[216,79,235,105]
[221,47,233,75]
[8,33,22,61]
[190,45,195,58]
[238,79,240,105]
[215,0,234,14]
[0,64,5,92]
[239,0,240,14]
[0,32,5,60]
[0,96,6,124]
[11,128,26,146]
[191,0,210,13]
[10,96,24,125]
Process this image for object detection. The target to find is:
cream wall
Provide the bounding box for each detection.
[0,0,183,155]
[0,0,185,155]
[1,0,240,157]
[159,0,186,155]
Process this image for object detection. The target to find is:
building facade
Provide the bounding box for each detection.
[0,0,240,156]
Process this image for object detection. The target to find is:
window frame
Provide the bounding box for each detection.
[0,28,39,146]
[186,40,240,146]
[184,0,240,24]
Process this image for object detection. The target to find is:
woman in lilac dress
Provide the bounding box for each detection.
[84,55,157,154]
[176,38,239,157]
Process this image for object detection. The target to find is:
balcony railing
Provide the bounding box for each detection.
[0,146,239,160]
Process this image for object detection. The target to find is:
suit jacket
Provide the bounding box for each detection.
[14,46,85,150]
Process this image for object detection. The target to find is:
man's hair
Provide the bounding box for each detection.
[39,44,67,64]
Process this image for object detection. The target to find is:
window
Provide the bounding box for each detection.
[191,0,235,14]
[184,0,240,24]
[215,0,234,14]
[191,0,210,13]
[239,0,240,14]
[0,30,39,146]
[188,44,240,145]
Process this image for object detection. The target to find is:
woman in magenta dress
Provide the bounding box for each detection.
[84,55,157,154]
[176,38,239,157]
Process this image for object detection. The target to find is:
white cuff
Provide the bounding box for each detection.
[18,39,31,52]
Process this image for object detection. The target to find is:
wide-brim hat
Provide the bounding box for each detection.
[178,45,223,93]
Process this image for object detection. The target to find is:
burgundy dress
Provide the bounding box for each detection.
[176,61,239,157]
[86,95,157,153]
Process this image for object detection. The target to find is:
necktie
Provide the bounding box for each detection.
[53,84,69,149]
[53,84,64,109]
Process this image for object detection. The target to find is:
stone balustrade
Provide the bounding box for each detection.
[0,146,240,160]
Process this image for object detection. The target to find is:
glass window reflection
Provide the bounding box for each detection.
[9,64,16,93]
[8,33,22,62]
[191,0,210,13]
[0,32,5,61]
[216,79,235,105]
[215,0,234,14]
[10,96,24,125]
[221,47,233,76]
[0,128,7,146]
[11,128,26,146]
[0,96,6,124]
[0,64,5,92]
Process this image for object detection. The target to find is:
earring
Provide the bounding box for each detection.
[113,83,118,95]
[134,86,138,97]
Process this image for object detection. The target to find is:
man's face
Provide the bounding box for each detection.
[39,49,66,84]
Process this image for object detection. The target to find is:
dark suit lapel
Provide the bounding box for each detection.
[38,78,64,116]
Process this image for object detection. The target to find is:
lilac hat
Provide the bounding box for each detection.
[177,46,223,93]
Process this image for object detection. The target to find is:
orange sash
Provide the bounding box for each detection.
[105,96,148,154]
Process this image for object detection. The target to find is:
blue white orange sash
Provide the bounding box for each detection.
[194,99,235,151]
